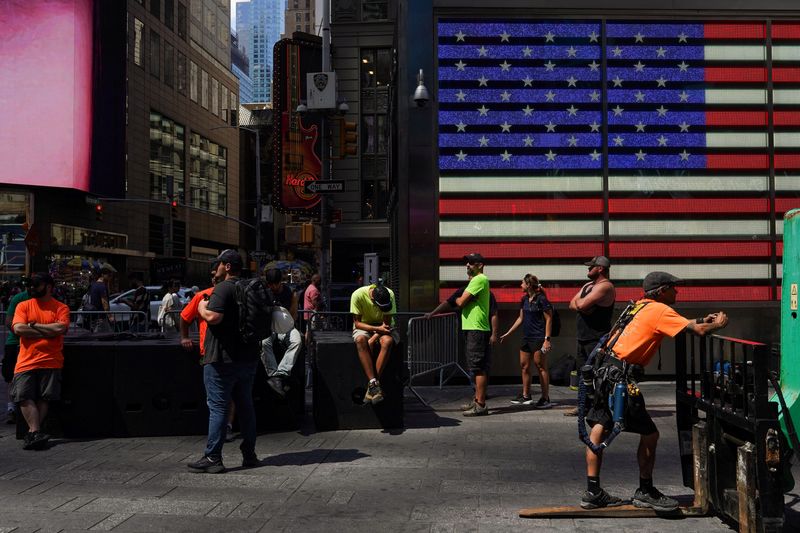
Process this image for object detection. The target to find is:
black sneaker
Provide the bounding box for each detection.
[510,394,533,405]
[22,431,50,451]
[580,488,624,509]
[187,456,226,474]
[535,397,552,409]
[242,451,260,468]
[632,487,679,511]
[266,376,287,398]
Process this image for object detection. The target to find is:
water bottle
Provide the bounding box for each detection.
[609,382,626,423]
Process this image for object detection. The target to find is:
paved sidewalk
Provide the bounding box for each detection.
[0,381,796,532]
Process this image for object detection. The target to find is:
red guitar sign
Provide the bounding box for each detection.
[273,39,322,214]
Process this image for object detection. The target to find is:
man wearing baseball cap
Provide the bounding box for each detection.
[566,256,616,416]
[453,253,492,416]
[350,281,398,404]
[581,271,728,512]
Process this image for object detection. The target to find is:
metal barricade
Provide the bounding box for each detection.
[307,310,353,332]
[675,332,785,532]
[69,310,149,335]
[406,313,468,406]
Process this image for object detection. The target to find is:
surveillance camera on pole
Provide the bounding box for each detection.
[337,101,349,115]
[296,102,308,116]
[413,69,430,107]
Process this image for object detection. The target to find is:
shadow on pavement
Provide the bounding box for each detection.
[258,448,370,466]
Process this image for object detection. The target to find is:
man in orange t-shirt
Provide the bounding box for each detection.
[11,273,70,450]
[581,271,728,513]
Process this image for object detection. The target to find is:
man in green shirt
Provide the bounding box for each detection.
[454,253,492,416]
[3,283,30,423]
[350,282,398,405]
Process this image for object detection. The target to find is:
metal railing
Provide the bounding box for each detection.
[675,332,785,531]
[1,310,151,336]
[406,313,468,406]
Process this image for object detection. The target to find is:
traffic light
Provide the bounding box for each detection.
[341,121,358,157]
[170,199,179,219]
[95,203,104,221]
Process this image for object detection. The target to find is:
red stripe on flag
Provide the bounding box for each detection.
[704,23,766,40]
[772,23,800,40]
[778,242,784,256]
[609,198,768,214]
[706,111,766,126]
[775,154,800,169]
[442,286,772,304]
[774,111,800,127]
[706,154,769,169]
[705,67,766,83]
[776,198,800,213]
[609,241,772,258]
[439,242,603,260]
[774,68,800,83]
[615,286,771,302]
[439,198,603,215]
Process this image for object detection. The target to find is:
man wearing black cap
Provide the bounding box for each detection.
[581,271,728,511]
[566,256,616,416]
[350,281,398,404]
[189,250,260,473]
[453,253,492,416]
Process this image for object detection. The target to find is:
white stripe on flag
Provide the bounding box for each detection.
[439,263,771,282]
[609,175,768,192]
[704,45,765,61]
[439,176,603,193]
[706,132,767,148]
[609,219,770,237]
[776,176,800,191]
[705,89,766,105]
[774,89,800,105]
[439,220,603,238]
[778,220,784,235]
[772,45,800,62]
[775,132,800,148]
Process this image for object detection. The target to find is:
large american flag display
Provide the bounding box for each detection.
[437,19,800,303]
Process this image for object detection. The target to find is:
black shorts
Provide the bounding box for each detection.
[520,338,544,354]
[10,369,62,403]
[2,344,20,383]
[465,330,491,373]
[586,383,657,436]
[576,339,601,368]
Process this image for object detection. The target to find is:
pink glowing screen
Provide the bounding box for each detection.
[0,0,94,191]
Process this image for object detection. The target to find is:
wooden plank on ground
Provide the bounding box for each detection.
[519,503,708,519]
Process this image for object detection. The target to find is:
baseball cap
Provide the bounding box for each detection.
[214,249,243,267]
[643,271,684,292]
[584,256,611,268]
[463,252,485,264]
[372,285,393,311]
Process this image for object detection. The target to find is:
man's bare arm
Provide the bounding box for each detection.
[573,282,614,313]
[685,311,728,337]
[454,290,473,309]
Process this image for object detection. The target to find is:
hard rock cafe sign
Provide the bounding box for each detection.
[273,39,322,214]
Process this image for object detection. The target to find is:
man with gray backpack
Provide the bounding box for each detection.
[188,250,273,474]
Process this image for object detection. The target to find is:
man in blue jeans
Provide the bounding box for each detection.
[188,250,260,473]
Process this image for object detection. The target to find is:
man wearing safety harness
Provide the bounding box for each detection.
[581,271,728,511]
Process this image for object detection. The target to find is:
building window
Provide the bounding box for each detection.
[177,2,187,40]
[362,0,388,21]
[173,219,186,257]
[360,48,391,219]
[211,78,219,116]
[164,0,174,29]
[177,52,186,94]
[149,111,185,205]
[148,215,165,255]
[164,42,174,87]
[133,18,144,67]
[222,85,228,121]
[201,70,209,109]
[189,60,198,101]
[230,92,237,125]
[189,133,227,215]
[149,30,160,78]
[150,0,160,19]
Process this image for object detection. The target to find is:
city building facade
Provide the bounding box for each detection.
[232,31,255,104]
[236,0,286,103]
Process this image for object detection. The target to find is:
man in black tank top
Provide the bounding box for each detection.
[565,256,615,416]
